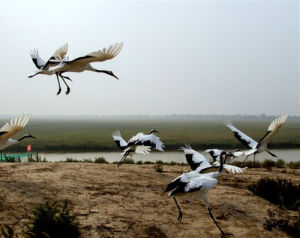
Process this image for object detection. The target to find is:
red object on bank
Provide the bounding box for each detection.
[27,144,31,152]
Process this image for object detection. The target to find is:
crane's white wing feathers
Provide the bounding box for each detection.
[30,49,45,69]
[226,123,258,149]
[181,145,211,171]
[112,131,128,149]
[0,115,30,140]
[258,115,288,146]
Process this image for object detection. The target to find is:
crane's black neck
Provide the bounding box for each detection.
[17,134,33,141]
[218,152,227,173]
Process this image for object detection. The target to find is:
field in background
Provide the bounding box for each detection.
[2,116,300,152]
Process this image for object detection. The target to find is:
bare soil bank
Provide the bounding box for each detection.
[0,163,299,237]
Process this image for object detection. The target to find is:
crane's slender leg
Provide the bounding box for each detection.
[118,151,129,167]
[253,154,256,168]
[242,155,249,166]
[173,197,183,223]
[208,207,232,237]
[59,73,71,95]
[61,75,72,81]
[56,73,62,95]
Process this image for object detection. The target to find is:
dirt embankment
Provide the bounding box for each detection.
[0,163,299,237]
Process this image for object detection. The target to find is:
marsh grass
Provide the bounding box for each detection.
[4,118,299,152]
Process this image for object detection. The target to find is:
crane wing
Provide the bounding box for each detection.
[211,161,246,174]
[205,149,223,162]
[122,145,151,155]
[257,115,288,146]
[226,123,258,149]
[30,49,45,69]
[181,145,211,171]
[168,176,217,197]
[43,43,68,69]
[112,131,128,150]
[70,42,123,65]
[52,43,68,61]
[0,115,30,141]
[127,132,164,151]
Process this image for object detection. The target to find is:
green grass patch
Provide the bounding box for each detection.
[3,117,299,152]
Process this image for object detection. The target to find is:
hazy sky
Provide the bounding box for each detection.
[0,0,299,116]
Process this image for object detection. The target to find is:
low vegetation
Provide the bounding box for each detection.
[26,200,80,238]
[2,118,299,152]
[264,209,300,238]
[248,178,300,210]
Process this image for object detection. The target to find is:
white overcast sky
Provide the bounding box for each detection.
[0,0,299,116]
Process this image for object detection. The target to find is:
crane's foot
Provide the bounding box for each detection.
[177,211,183,223]
[66,88,70,95]
[56,89,61,95]
[221,231,233,238]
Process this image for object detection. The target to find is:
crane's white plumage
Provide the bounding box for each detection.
[127,132,164,151]
[0,115,35,151]
[30,43,68,72]
[180,144,211,171]
[226,115,288,163]
[181,145,245,174]
[113,129,164,167]
[165,152,232,236]
[225,123,258,149]
[112,131,128,150]
[0,114,30,140]
[30,42,123,95]
[50,42,123,73]
[258,114,288,146]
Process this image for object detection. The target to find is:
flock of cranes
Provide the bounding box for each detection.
[0,42,286,236]
[0,112,288,237]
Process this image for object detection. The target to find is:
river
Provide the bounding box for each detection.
[38,149,300,163]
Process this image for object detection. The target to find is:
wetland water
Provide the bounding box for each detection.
[39,149,299,163]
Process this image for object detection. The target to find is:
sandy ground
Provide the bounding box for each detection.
[0,162,299,238]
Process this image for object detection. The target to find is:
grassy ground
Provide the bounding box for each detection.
[3,117,300,152]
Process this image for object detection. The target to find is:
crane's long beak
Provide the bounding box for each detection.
[28,72,40,78]
[111,72,119,80]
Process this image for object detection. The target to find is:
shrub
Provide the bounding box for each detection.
[248,178,300,210]
[275,159,285,168]
[0,225,14,238]
[288,161,300,169]
[262,159,276,168]
[155,165,163,173]
[264,209,300,238]
[144,161,155,164]
[136,160,143,165]
[82,159,93,163]
[94,157,108,164]
[26,200,80,238]
[66,158,78,162]
[122,158,135,164]
[155,160,164,165]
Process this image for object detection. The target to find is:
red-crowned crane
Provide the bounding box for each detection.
[0,115,36,151]
[226,114,288,164]
[112,129,164,167]
[165,150,233,237]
